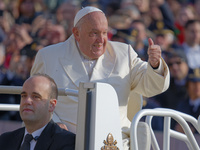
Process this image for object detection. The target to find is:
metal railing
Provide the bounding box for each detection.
[130,108,200,150]
[1,85,200,150]
[0,85,79,111]
[0,83,123,149]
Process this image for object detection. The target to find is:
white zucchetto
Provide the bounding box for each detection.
[74,6,103,27]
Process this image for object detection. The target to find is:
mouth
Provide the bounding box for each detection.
[96,44,102,48]
[23,108,33,112]
[92,44,103,53]
[95,43,103,48]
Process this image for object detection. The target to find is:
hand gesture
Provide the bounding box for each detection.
[147,38,161,69]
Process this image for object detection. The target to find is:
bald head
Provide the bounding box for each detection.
[29,74,58,99]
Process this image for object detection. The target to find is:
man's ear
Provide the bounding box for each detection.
[72,27,80,42]
[49,99,57,112]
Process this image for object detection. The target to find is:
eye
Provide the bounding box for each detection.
[89,31,98,37]
[21,94,26,98]
[103,31,107,35]
[32,95,41,100]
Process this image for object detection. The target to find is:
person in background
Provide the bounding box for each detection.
[1,52,28,121]
[31,6,170,149]
[144,49,189,130]
[150,49,189,110]
[153,29,175,51]
[15,0,42,25]
[0,43,11,120]
[3,23,33,69]
[175,68,200,133]
[132,0,151,27]
[166,0,182,19]
[130,19,150,61]
[148,0,175,32]
[174,5,195,44]
[182,19,200,69]
[153,28,178,62]
[55,1,80,39]
[0,74,75,150]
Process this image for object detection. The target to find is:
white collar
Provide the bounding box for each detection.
[24,124,47,140]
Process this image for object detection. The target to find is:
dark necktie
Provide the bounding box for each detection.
[20,134,33,150]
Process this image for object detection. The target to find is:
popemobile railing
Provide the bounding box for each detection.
[0,85,79,111]
[1,84,200,150]
[130,108,200,150]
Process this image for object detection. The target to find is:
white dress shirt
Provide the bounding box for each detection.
[76,42,97,78]
[21,124,47,150]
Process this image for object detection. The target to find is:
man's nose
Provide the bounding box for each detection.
[97,34,104,43]
[24,96,32,104]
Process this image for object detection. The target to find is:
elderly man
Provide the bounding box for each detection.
[0,74,75,150]
[31,6,170,148]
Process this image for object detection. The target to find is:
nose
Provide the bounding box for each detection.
[97,34,104,43]
[23,96,32,104]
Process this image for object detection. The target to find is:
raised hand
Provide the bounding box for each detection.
[147,38,161,69]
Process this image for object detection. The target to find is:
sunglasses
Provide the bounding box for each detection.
[168,61,182,67]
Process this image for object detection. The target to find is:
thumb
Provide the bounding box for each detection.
[148,38,154,46]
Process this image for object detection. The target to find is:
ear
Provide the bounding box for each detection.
[49,99,57,112]
[72,27,80,42]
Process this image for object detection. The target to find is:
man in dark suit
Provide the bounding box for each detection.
[0,74,75,150]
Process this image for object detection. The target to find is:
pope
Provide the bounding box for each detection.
[31,6,170,149]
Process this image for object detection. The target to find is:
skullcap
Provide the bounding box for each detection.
[74,6,103,26]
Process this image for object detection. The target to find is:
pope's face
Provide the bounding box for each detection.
[74,12,108,59]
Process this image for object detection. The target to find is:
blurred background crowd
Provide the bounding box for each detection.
[0,0,200,133]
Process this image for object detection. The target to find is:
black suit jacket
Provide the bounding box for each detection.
[0,120,75,150]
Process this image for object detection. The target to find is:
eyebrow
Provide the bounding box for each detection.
[20,91,26,95]
[91,29,108,32]
[32,92,42,97]
[20,91,42,97]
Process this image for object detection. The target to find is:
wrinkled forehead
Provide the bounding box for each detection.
[84,11,106,22]
[80,12,108,30]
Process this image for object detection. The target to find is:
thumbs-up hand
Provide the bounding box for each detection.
[147,38,161,69]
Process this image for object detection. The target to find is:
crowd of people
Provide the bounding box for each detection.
[0,0,199,134]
